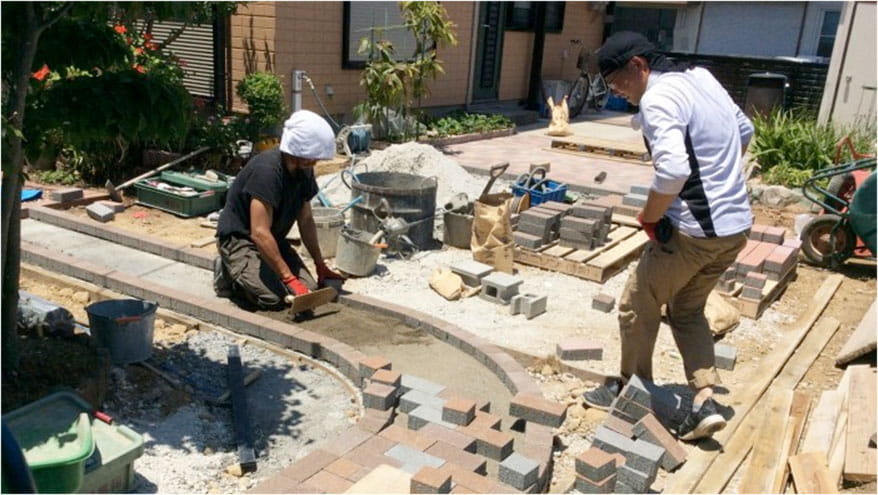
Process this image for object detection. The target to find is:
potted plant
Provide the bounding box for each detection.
[235,71,287,152]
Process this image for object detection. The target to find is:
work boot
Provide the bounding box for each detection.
[675,397,727,441]
[581,379,624,411]
[213,256,232,298]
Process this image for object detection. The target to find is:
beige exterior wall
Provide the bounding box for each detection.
[229,2,604,118]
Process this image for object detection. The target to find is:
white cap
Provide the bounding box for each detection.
[279,110,335,160]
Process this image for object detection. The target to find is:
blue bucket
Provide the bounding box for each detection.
[86,299,158,365]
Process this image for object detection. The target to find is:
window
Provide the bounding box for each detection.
[505,2,565,33]
[816,10,840,58]
[343,1,416,69]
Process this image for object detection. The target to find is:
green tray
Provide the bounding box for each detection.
[134,176,223,218]
[80,419,144,493]
[3,391,95,494]
[159,171,230,193]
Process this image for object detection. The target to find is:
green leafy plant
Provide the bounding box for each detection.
[426,111,513,138]
[235,71,287,142]
[751,109,877,188]
[356,1,457,142]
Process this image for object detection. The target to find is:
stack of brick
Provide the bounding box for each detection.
[716,225,799,299]
[559,200,614,250]
[620,185,649,217]
[513,206,563,250]
[575,447,619,493]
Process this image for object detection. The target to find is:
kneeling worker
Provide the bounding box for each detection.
[213,109,344,310]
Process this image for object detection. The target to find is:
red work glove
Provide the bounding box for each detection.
[316,262,344,287]
[637,212,657,242]
[282,275,310,296]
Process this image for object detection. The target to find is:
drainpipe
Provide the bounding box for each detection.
[465,2,479,110]
[292,69,306,112]
[526,2,547,110]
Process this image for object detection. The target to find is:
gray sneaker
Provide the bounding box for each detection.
[582,379,623,411]
[213,256,232,297]
[676,397,727,441]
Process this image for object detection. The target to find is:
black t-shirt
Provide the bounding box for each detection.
[217,149,319,241]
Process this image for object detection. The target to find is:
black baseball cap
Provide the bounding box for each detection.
[598,31,656,78]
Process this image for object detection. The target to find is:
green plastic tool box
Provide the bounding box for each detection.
[134,174,223,218]
[80,418,145,493]
[3,391,95,494]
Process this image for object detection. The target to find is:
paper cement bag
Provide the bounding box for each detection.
[471,192,514,274]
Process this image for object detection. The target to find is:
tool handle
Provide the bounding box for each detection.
[115,146,210,190]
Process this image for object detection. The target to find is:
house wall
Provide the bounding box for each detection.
[229,2,604,119]
[818,1,877,126]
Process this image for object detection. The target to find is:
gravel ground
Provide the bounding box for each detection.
[103,327,358,493]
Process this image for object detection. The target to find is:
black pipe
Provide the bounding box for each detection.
[526,2,547,110]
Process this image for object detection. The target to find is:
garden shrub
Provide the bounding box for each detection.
[425,111,514,138]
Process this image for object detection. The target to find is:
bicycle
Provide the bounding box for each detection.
[567,47,609,118]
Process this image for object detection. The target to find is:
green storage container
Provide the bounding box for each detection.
[80,419,144,493]
[159,171,230,202]
[134,175,223,218]
[3,391,95,493]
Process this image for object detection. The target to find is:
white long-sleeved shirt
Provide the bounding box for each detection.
[638,68,753,238]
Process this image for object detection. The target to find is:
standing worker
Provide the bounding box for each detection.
[581,32,754,441]
[213,110,344,311]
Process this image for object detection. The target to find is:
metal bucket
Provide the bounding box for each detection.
[312,207,345,258]
[443,207,474,249]
[348,172,437,249]
[85,299,157,365]
[334,227,381,277]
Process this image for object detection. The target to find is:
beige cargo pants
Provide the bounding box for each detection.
[618,227,748,390]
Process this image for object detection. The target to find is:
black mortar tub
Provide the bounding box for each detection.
[347,171,437,250]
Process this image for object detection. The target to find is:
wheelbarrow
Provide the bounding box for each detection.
[800,136,876,268]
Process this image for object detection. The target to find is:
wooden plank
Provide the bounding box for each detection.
[739,389,795,493]
[828,366,858,486]
[543,244,574,258]
[844,366,877,481]
[551,135,649,154]
[789,452,838,494]
[801,390,843,455]
[836,300,877,366]
[314,156,350,177]
[583,231,649,282]
[190,235,215,248]
[544,145,651,166]
[563,226,636,264]
[669,274,843,495]
[772,391,812,493]
[611,213,640,228]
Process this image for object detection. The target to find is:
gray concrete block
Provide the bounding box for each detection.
[499,453,539,490]
[450,260,494,287]
[401,374,446,396]
[385,444,445,474]
[616,464,654,493]
[625,375,688,429]
[592,293,615,312]
[561,216,599,234]
[571,203,607,221]
[49,188,83,202]
[514,231,543,250]
[97,201,126,213]
[400,389,447,414]
[575,448,617,481]
[596,223,610,245]
[591,426,635,458]
[627,439,663,477]
[509,293,546,319]
[622,193,648,208]
[742,286,763,300]
[715,343,737,370]
[574,473,615,494]
[629,184,650,196]
[480,272,523,305]
[559,227,593,243]
[611,396,651,422]
[408,405,457,431]
[614,481,636,493]
[86,203,115,223]
[517,220,553,241]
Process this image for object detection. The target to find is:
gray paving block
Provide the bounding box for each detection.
[385,444,445,474]
[592,293,615,312]
[715,343,737,370]
[625,375,688,427]
[596,223,610,244]
[561,216,599,234]
[571,203,607,221]
[627,439,663,477]
[514,231,543,249]
[560,226,593,243]
[408,405,456,430]
[742,286,762,300]
[614,481,635,494]
[86,203,115,223]
[574,473,615,494]
[49,188,83,202]
[517,220,553,241]
[616,464,654,493]
[400,389,447,413]
[622,193,648,208]
[499,453,539,490]
[450,259,494,287]
[401,374,446,396]
[363,382,398,411]
[629,184,650,196]
[591,426,635,458]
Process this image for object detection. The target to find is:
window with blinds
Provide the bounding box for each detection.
[343,1,417,69]
[135,20,216,98]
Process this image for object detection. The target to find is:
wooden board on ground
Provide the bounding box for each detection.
[739,389,795,494]
[513,224,646,283]
[801,389,844,456]
[844,366,877,481]
[835,299,877,366]
[773,391,812,492]
[315,155,350,177]
[549,136,650,163]
[190,236,215,248]
[789,452,838,494]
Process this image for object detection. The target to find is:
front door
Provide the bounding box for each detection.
[472,2,505,102]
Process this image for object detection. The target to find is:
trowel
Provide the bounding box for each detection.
[284,287,338,314]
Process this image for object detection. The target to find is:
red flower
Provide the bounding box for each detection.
[32,64,51,81]
[147,42,159,51]
[134,47,144,55]
[133,64,146,73]
[143,33,153,41]
[114,25,127,34]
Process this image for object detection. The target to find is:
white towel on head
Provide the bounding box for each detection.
[279,110,335,160]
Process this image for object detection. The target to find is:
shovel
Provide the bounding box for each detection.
[479,162,509,200]
[106,146,210,202]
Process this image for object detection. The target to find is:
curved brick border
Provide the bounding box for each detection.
[22,205,556,492]
[417,127,516,148]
